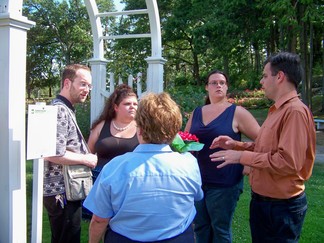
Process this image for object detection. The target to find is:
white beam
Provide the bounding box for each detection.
[96,9,148,17]
[84,0,104,59]
[145,56,167,93]
[146,0,162,57]
[0,10,34,243]
[88,58,109,125]
[100,33,151,40]
[0,0,23,14]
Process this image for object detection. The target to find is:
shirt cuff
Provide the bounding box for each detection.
[233,141,255,151]
[240,151,254,166]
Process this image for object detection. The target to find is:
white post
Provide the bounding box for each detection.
[31,158,44,243]
[145,56,167,93]
[128,74,134,88]
[145,0,166,93]
[118,76,123,85]
[0,0,35,242]
[137,72,142,98]
[109,72,115,93]
[88,58,109,125]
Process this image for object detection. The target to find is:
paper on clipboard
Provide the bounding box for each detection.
[27,104,57,160]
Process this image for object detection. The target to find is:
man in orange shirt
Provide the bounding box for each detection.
[209,52,316,243]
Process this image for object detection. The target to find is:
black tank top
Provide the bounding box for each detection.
[94,120,139,167]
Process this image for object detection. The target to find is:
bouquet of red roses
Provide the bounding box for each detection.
[171,131,204,153]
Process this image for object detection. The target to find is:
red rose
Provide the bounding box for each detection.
[178,131,199,142]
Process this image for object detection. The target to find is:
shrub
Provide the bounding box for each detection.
[75,101,91,140]
[167,85,206,129]
[32,87,271,138]
[227,89,272,109]
[173,74,195,86]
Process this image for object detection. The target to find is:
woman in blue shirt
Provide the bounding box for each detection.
[84,92,203,243]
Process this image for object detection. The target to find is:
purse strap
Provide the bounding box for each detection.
[53,99,90,154]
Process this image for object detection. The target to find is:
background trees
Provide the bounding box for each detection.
[24,0,104,98]
[23,0,323,109]
[113,0,323,109]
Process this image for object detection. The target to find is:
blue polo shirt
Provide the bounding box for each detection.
[83,144,203,241]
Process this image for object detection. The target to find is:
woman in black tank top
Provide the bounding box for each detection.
[83,84,139,220]
[88,84,139,179]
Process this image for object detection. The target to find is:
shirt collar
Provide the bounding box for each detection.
[270,90,298,112]
[133,144,173,153]
[56,95,75,112]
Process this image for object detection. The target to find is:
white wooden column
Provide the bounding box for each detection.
[145,56,167,93]
[85,0,108,124]
[88,58,109,124]
[0,0,35,242]
[145,0,166,93]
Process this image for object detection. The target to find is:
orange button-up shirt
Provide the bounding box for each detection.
[238,91,316,199]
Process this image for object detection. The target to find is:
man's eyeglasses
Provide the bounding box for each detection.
[208,81,227,86]
[79,82,93,91]
[69,79,93,91]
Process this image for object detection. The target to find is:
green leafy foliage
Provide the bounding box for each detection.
[170,133,204,153]
[24,0,94,98]
[75,101,91,141]
[73,86,273,137]
[23,0,323,107]
[167,85,206,129]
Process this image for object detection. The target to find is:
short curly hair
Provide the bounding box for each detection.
[135,92,182,144]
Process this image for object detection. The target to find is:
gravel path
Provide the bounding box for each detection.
[315,146,324,163]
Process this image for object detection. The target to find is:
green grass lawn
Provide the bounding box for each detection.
[248,108,268,126]
[232,163,324,242]
[26,161,89,243]
[233,107,324,242]
[26,161,324,243]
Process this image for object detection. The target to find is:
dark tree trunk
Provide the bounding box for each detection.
[309,22,314,110]
[193,52,200,85]
[298,3,311,108]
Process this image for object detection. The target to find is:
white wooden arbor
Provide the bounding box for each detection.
[85,0,166,123]
[0,0,165,242]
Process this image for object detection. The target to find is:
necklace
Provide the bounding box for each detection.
[112,120,131,131]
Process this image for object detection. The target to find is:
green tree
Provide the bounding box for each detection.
[106,0,151,79]
[256,0,324,108]
[24,0,93,97]
[163,0,211,85]
[23,0,323,112]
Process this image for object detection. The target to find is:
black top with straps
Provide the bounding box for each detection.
[94,120,139,168]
